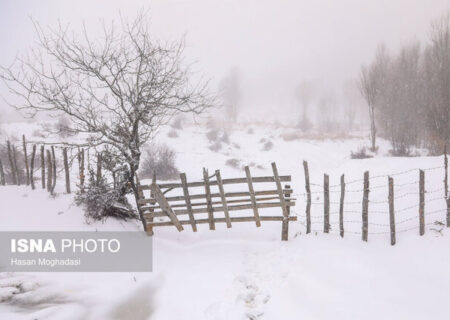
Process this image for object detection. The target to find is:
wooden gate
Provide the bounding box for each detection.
[137,162,297,240]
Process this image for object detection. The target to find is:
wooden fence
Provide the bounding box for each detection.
[1,136,450,245]
[137,163,297,240]
[297,157,449,245]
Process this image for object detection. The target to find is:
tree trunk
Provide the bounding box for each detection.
[63,148,70,193]
[12,145,20,185]
[51,146,56,193]
[22,135,30,185]
[96,152,102,185]
[7,141,17,185]
[30,145,36,190]
[41,145,45,189]
[46,150,53,193]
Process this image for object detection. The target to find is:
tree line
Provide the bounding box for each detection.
[359,13,450,155]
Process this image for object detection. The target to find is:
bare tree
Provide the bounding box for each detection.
[219,67,241,123]
[0,13,213,227]
[342,80,361,130]
[358,45,390,151]
[422,13,450,152]
[295,81,315,132]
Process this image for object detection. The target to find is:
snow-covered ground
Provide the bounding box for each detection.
[0,121,449,319]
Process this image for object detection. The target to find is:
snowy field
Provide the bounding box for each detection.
[0,121,449,320]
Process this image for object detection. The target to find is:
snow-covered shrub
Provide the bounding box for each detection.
[140,144,179,180]
[54,116,76,138]
[75,172,136,222]
[225,158,241,169]
[261,140,274,151]
[206,129,220,142]
[350,147,373,159]
[209,141,222,152]
[167,130,179,138]
[32,128,46,138]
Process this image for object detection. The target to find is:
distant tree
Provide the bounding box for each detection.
[295,81,315,132]
[219,67,241,123]
[342,80,361,130]
[358,44,390,151]
[422,13,450,152]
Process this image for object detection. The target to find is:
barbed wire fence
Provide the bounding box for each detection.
[293,157,449,245]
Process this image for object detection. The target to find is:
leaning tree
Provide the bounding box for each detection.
[0,13,213,228]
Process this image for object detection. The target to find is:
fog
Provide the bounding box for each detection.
[1,0,450,122]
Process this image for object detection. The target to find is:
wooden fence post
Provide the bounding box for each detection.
[362,171,369,242]
[339,174,345,238]
[46,150,53,193]
[180,172,198,232]
[51,146,56,193]
[388,177,396,245]
[419,170,425,235]
[215,170,231,228]
[41,145,45,189]
[445,148,448,198]
[12,145,20,185]
[303,161,311,234]
[447,197,450,228]
[96,152,102,184]
[7,141,17,185]
[22,135,30,185]
[245,166,261,227]
[30,145,36,190]
[0,159,5,186]
[324,174,330,233]
[63,148,70,193]
[78,149,85,192]
[283,184,291,241]
[203,168,215,230]
[272,162,289,241]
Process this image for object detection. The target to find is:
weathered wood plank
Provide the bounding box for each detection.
[388,176,396,245]
[139,175,292,190]
[147,215,298,227]
[150,182,184,232]
[138,189,293,203]
[362,171,369,242]
[141,195,297,210]
[271,162,289,218]
[144,201,296,218]
[339,174,345,238]
[203,168,215,230]
[303,160,311,234]
[324,174,330,233]
[245,166,261,227]
[215,170,231,228]
[282,184,291,241]
[419,170,425,235]
[180,173,197,232]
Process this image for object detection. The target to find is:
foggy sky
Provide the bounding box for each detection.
[1,0,450,121]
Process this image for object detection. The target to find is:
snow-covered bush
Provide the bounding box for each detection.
[225,158,241,169]
[140,144,179,180]
[75,172,136,222]
[209,141,222,152]
[350,146,373,159]
[261,140,273,151]
[54,116,76,138]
